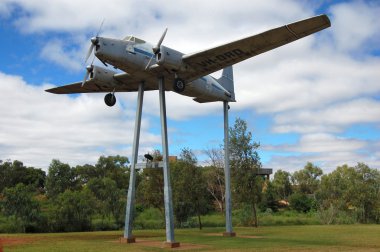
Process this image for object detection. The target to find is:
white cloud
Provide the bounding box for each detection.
[264,135,379,173]
[1,0,380,172]
[267,150,380,174]
[265,133,366,153]
[40,39,82,71]
[273,98,380,133]
[0,72,161,169]
[329,1,380,53]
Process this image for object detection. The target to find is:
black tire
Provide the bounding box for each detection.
[104,93,116,107]
[173,78,185,93]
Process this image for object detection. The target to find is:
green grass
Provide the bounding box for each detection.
[1,225,380,251]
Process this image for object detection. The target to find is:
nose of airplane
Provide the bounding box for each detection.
[91,37,100,52]
[91,37,98,44]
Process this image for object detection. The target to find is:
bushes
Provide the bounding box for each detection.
[258,210,320,226]
[92,218,119,231]
[48,189,96,232]
[0,216,23,233]
[234,204,255,226]
[133,208,165,229]
[289,193,316,213]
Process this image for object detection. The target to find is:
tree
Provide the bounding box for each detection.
[289,192,315,213]
[1,183,41,232]
[0,160,46,193]
[317,163,380,223]
[49,189,96,232]
[260,181,279,212]
[73,164,98,187]
[94,155,130,189]
[204,147,225,213]
[316,164,352,223]
[352,163,380,223]
[137,150,164,211]
[87,177,125,225]
[45,159,76,198]
[292,162,323,194]
[171,148,210,229]
[272,169,292,200]
[229,118,262,227]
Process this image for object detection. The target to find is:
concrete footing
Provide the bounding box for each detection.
[119,237,136,243]
[223,232,236,237]
[164,242,180,248]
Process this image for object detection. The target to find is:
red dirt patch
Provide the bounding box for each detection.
[0,236,40,248]
[205,233,264,239]
[118,239,210,250]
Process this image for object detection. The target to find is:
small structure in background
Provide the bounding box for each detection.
[257,168,273,180]
[136,155,178,170]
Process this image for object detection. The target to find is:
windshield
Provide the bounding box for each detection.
[124,36,146,44]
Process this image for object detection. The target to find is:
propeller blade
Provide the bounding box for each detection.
[84,20,104,63]
[81,70,90,87]
[96,19,105,37]
[85,43,94,63]
[153,28,168,54]
[81,66,93,87]
[145,54,154,70]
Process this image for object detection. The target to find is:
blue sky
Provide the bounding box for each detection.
[0,0,379,173]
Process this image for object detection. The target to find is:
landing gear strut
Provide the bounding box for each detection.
[173,78,185,93]
[104,93,116,107]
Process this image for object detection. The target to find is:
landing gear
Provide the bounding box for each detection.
[104,93,116,107]
[173,78,185,93]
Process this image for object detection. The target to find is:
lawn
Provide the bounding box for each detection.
[1,225,379,251]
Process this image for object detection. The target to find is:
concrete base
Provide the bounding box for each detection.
[223,232,236,237]
[119,237,136,243]
[164,242,180,248]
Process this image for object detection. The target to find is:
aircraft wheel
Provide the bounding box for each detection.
[173,78,185,93]
[104,93,116,107]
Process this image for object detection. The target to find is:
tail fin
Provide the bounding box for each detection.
[218,66,235,101]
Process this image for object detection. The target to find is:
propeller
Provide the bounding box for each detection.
[82,20,104,87]
[85,19,104,63]
[81,64,94,87]
[145,28,168,70]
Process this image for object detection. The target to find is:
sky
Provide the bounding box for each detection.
[0,0,379,173]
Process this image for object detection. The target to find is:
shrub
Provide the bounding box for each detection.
[133,208,164,229]
[289,193,315,213]
[233,204,255,226]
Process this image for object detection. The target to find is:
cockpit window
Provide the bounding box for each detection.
[124,36,146,44]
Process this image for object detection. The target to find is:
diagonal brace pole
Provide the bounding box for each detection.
[124,82,145,241]
[158,77,177,245]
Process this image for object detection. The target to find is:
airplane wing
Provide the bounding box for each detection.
[181,14,330,81]
[45,72,158,94]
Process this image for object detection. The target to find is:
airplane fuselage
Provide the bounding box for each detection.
[94,37,233,102]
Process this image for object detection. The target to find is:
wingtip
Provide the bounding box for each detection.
[45,87,61,94]
[320,14,331,27]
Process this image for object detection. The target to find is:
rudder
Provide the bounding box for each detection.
[218,65,235,101]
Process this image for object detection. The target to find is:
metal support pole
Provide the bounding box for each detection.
[223,101,235,236]
[124,82,145,241]
[158,77,178,246]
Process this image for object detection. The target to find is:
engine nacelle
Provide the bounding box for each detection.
[156,46,184,72]
[89,65,119,87]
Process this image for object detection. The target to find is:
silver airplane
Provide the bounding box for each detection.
[46,15,331,106]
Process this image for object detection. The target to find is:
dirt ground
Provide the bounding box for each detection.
[204,233,264,239]
[0,236,40,250]
[1,235,209,251]
[119,238,210,250]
